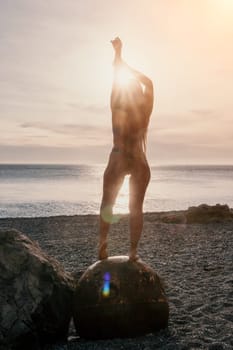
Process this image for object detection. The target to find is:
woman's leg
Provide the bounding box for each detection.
[129,159,150,260]
[98,154,125,259]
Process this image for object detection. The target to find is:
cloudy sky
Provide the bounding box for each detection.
[0,0,232,164]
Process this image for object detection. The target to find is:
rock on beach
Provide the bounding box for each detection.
[73,256,169,339]
[0,229,74,349]
[186,203,233,223]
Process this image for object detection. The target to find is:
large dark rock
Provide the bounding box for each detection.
[0,229,74,349]
[186,204,233,224]
[73,256,169,339]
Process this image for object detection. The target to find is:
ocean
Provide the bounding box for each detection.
[0,164,233,218]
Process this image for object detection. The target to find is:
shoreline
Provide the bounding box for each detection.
[0,204,232,224]
[0,205,232,219]
[0,210,185,220]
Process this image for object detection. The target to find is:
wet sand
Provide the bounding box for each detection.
[0,211,232,349]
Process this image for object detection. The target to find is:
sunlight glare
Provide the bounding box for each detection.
[114,175,130,214]
[115,66,133,87]
[222,0,233,7]
[212,0,233,11]
[209,0,233,24]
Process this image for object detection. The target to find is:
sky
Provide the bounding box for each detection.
[0,0,232,165]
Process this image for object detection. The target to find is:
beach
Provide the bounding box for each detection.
[0,210,232,349]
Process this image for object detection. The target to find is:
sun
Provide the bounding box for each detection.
[115,66,133,87]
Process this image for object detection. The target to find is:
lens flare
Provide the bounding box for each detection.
[102,272,111,297]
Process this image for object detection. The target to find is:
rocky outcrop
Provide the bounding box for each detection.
[155,204,233,224]
[0,229,74,349]
[73,256,169,339]
[186,204,233,224]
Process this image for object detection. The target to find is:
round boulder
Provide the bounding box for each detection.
[73,256,169,339]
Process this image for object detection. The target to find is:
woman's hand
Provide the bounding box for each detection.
[111,37,122,52]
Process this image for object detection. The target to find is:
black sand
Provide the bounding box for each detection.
[0,212,232,349]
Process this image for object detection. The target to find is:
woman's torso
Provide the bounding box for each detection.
[111,107,147,155]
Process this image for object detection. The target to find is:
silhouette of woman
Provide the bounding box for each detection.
[98,37,154,260]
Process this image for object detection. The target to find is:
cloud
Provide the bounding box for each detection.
[67,103,109,115]
[1,140,232,166]
[20,122,33,129]
[147,138,233,165]
[20,121,109,135]
[190,109,214,116]
[0,144,110,164]
[18,121,111,147]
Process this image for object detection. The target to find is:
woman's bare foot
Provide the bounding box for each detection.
[129,249,140,261]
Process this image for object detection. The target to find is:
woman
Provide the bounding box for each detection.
[98,37,154,261]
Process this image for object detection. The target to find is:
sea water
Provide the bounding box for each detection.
[0,164,232,218]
